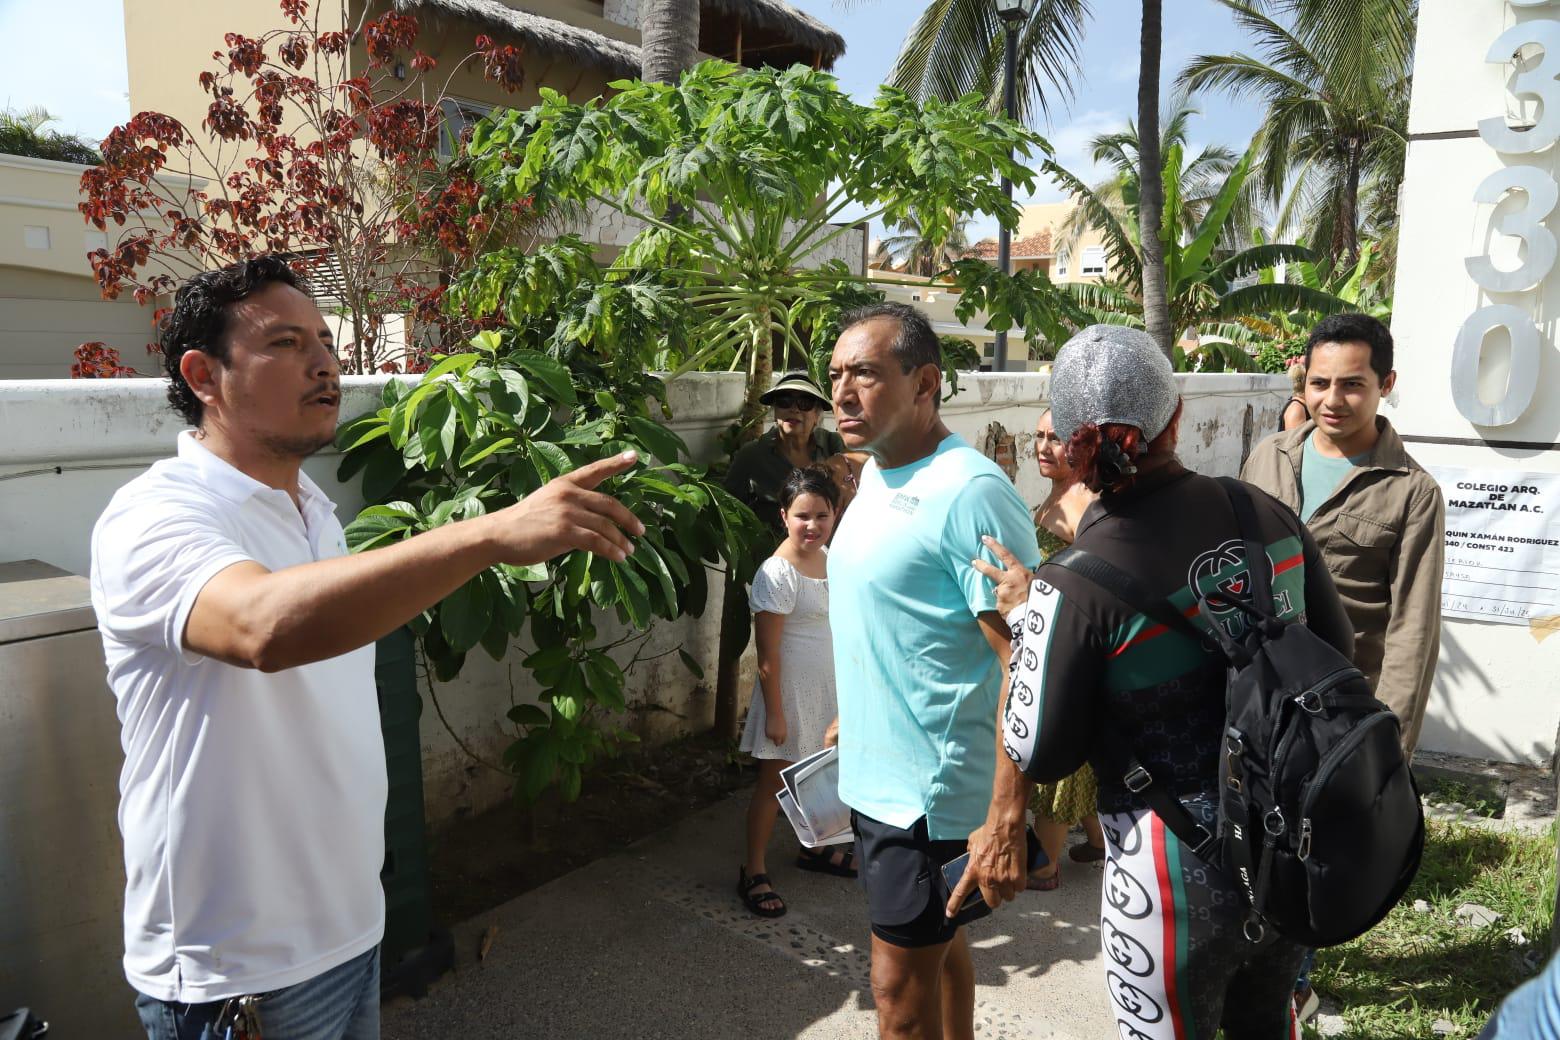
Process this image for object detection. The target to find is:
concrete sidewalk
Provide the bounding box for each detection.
[382,792,1116,1039]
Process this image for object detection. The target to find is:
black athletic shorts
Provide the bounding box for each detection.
[852,810,969,949]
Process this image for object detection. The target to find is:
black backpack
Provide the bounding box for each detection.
[1050,477,1423,948]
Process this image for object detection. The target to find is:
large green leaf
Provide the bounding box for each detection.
[342,506,417,552]
[623,415,686,465]
[335,412,389,452]
[527,441,573,480]
[1207,282,1354,323]
[630,541,678,617]
[439,574,493,654]
[1179,142,1258,286]
[511,350,577,406]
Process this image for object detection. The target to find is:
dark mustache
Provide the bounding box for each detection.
[305,382,341,401]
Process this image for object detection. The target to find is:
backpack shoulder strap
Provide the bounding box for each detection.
[1217,477,1273,608]
[1044,546,1220,861]
[1047,547,1207,644]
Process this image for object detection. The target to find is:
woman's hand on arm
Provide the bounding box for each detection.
[970,535,1035,619]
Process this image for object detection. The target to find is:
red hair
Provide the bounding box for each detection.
[1065,401,1184,493]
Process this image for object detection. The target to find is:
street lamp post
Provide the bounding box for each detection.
[992,0,1035,372]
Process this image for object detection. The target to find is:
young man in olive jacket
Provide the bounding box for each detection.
[1241,313,1444,758]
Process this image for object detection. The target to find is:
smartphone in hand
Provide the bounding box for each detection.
[941,829,1048,926]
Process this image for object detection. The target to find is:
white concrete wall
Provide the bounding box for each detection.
[1387,0,1560,766]
[0,371,1286,824]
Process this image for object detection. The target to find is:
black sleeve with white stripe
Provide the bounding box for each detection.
[1002,569,1107,784]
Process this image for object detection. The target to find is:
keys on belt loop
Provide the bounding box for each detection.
[216,995,264,1039]
[236,995,263,1039]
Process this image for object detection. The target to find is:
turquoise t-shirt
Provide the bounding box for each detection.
[1300,435,1368,522]
[827,434,1042,839]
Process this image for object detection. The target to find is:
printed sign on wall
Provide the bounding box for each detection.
[1428,466,1560,624]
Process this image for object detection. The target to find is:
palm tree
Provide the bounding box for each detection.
[1048,140,1352,368]
[0,107,100,164]
[879,212,974,276]
[1177,0,1414,270]
[1054,94,1251,266]
[1137,0,1171,358]
[640,0,701,85]
[882,0,1092,125]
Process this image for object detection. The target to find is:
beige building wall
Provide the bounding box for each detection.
[1017,199,1119,286]
[866,268,1035,370]
[0,155,162,377]
[123,0,620,187]
[124,0,348,147]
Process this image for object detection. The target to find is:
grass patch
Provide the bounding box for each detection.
[1304,819,1556,1039]
[1421,777,1506,819]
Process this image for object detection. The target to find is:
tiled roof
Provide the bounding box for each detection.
[961,229,1053,261]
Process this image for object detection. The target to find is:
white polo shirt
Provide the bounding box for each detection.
[89,432,386,1002]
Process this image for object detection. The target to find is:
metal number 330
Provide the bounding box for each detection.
[1454,11,1560,428]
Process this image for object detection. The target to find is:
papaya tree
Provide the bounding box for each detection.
[458,59,1074,438]
[451,59,1080,736]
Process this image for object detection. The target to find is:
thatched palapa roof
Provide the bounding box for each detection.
[395,0,844,78]
[702,0,844,66]
[395,0,642,78]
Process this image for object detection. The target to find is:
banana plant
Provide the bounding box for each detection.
[1046,137,1354,370]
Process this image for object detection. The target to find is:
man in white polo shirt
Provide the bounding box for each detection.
[90,257,644,1039]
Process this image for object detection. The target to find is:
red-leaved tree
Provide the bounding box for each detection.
[71,342,140,378]
[79,0,533,373]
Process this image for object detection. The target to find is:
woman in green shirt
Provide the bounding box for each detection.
[1026,408,1108,889]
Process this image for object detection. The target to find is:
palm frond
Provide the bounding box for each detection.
[1044,159,1141,289]
[886,0,1091,125]
[1206,282,1352,322]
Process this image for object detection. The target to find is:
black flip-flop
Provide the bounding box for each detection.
[795,844,858,878]
[738,868,786,918]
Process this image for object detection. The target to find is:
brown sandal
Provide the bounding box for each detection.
[1027,866,1061,891]
[1068,842,1108,864]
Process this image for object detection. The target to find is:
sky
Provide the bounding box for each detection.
[0,0,1265,242]
[784,0,1266,242]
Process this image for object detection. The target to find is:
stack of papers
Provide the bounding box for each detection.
[775,746,852,848]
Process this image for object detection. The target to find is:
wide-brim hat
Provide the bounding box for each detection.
[1049,325,1179,444]
[759,371,832,410]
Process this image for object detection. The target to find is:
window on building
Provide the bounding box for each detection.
[1081,246,1106,276]
[440,98,496,158]
[1055,259,1069,279]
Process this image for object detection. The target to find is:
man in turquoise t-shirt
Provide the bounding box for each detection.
[826,303,1041,1040]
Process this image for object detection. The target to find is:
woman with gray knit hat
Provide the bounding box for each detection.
[960,325,1356,1038]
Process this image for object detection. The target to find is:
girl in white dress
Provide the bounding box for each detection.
[737,467,850,918]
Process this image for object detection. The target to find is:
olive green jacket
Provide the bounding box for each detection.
[1241,417,1445,755]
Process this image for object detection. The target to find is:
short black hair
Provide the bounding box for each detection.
[838,301,941,374]
[779,465,840,512]
[158,256,307,426]
[1305,313,1393,384]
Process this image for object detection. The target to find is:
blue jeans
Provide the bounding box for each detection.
[1295,948,1317,990]
[1478,947,1560,1040]
[135,946,380,1040]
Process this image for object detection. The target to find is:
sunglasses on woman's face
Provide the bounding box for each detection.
[770,393,820,412]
